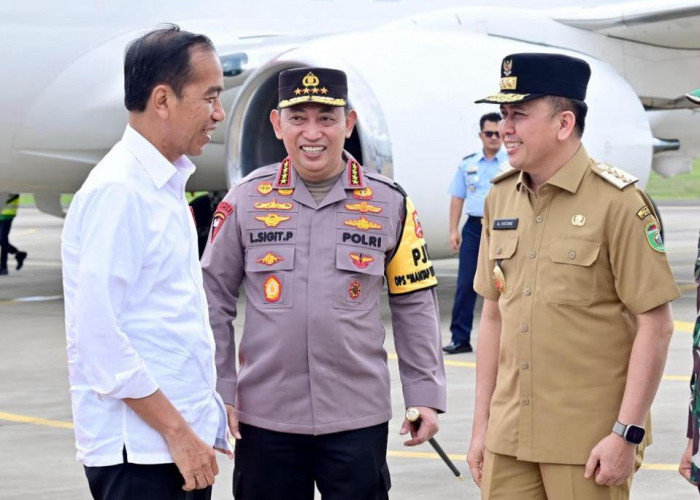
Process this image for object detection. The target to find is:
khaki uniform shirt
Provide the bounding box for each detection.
[474,145,680,464]
[203,156,446,435]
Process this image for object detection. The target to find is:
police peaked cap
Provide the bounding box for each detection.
[278,67,348,108]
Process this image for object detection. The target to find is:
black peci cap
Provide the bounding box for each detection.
[476,53,591,104]
[278,67,347,108]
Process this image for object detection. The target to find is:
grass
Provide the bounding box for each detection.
[646,158,700,200]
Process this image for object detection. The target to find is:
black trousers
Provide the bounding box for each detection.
[0,218,17,270]
[233,422,391,500]
[84,449,212,500]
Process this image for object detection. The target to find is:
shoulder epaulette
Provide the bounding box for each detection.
[491,167,519,184]
[462,153,477,161]
[238,164,278,185]
[591,163,638,190]
[363,169,407,197]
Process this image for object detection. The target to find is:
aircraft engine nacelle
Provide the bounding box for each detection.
[226,29,653,258]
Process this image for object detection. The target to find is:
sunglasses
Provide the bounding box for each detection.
[482,131,500,138]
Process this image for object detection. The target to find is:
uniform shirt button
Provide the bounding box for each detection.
[520,324,529,332]
[528,250,536,259]
[524,288,532,296]
[520,361,529,370]
[496,247,503,255]
[569,250,576,259]
[521,398,530,406]
[536,215,544,223]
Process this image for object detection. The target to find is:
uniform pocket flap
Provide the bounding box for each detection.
[245,246,295,272]
[336,246,385,276]
[549,239,600,267]
[488,235,518,260]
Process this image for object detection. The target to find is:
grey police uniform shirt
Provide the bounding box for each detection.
[202,155,447,435]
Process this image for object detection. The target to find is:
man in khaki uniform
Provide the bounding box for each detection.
[466,53,680,499]
[203,67,446,499]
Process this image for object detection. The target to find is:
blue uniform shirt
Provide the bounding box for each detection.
[448,148,508,217]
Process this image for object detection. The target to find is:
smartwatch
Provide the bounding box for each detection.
[612,421,645,444]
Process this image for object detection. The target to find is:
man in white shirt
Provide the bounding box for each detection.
[62,25,229,499]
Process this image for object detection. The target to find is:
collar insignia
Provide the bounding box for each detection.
[256,213,291,227]
[277,188,294,196]
[348,159,364,188]
[344,216,382,231]
[275,157,292,187]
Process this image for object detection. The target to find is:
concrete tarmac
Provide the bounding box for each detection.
[0,203,698,499]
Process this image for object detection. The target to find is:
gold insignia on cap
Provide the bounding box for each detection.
[256,213,291,227]
[500,77,517,90]
[571,214,586,226]
[503,59,513,76]
[344,216,382,231]
[302,72,320,87]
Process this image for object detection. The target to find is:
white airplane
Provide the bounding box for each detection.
[3,0,700,257]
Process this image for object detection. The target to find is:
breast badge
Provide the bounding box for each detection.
[254,199,293,210]
[345,201,382,214]
[352,187,373,200]
[348,281,362,300]
[256,213,291,227]
[344,216,382,231]
[349,252,375,269]
[493,260,506,294]
[257,182,273,196]
[257,253,284,266]
[571,214,586,227]
[264,275,281,302]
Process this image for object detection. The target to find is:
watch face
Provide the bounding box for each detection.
[625,425,645,444]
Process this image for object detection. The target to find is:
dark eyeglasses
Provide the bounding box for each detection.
[482,131,500,138]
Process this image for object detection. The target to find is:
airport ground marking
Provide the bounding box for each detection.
[0,411,73,430]
[0,410,683,472]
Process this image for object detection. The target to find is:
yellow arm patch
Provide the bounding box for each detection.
[386,197,438,295]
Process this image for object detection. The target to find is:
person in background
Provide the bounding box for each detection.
[0,193,28,275]
[190,191,226,258]
[443,113,507,355]
[678,87,700,493]
[61,25,229,499]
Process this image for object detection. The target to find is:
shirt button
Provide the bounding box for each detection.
[520,361,529,370]
[569,250,576,259]
[521,398,530,406]
[496,246,503,255]
[524,288,532,296]
[536,215,544,223]
[520,324,529,332]
[528,251,536,259]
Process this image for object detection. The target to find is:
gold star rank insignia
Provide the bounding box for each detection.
[344,216,382,231]
[256,213,291,227]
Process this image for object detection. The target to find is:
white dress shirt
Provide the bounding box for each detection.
[62,125,228,466]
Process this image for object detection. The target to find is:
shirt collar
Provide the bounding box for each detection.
[476,147,507,164]
[516,144,589,194]
[121,125,196,189]
[275,151,366,191]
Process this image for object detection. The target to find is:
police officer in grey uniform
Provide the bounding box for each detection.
[202,67,446,499]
